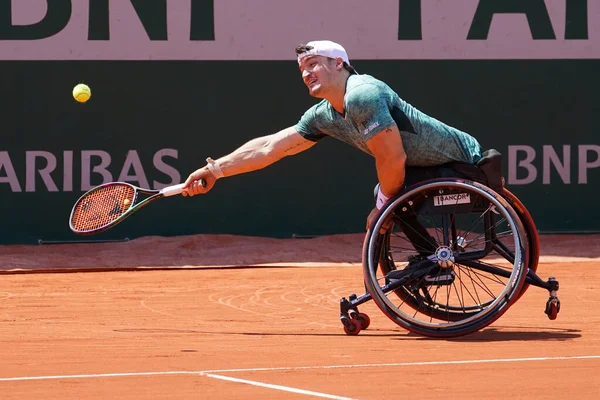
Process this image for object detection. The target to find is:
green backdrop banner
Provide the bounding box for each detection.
[0,60,598,244]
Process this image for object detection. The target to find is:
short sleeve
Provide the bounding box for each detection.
[294,106,327,142]
[346,84,397,142]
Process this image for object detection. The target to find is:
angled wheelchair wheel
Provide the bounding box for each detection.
[378,186,539,317]
[365,179,528,337]
[501,188,540,301]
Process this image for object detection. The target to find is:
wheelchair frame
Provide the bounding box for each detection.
[339,168,560,338]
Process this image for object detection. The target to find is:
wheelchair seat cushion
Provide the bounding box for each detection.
[380,149,505,194]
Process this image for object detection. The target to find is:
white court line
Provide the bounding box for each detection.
[1,355,600,382]
[205,373,354,400]
[0,371,199,382]
[203,354,600,373]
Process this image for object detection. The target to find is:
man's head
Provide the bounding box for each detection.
[296,40,357,98]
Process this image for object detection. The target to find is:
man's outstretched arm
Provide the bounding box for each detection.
[183,127,317,196]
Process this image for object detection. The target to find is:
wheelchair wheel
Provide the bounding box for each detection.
[501,188,540,301]
[365,179,528,337]
[378,187,539,316]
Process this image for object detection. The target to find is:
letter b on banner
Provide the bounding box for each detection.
[0,0,214,41]
[0,0,71,40]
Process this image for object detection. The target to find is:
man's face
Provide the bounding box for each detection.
[298,55,338,98]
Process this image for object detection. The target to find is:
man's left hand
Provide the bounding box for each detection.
[366,206,394,233]
[366,207,379,231]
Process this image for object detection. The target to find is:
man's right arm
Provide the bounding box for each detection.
[183,127,317,195]
[217,126,317,176]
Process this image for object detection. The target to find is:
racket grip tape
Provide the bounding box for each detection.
[161,179,207,197]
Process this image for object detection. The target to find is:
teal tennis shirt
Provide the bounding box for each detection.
[294,74,482,167]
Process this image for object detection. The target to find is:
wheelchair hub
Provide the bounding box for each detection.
[434,246,454,269]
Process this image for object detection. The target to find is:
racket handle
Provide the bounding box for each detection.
[160,179,207,197]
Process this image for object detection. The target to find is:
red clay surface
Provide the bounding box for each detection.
[1,233,599,399]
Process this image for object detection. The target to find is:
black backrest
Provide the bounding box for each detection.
[475,149,504,192]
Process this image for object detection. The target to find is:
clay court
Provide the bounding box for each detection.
[0,233,599,399]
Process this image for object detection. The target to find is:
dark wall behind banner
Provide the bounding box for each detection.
[0,60,598,244]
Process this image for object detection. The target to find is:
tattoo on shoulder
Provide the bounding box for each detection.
[385,128,393,133]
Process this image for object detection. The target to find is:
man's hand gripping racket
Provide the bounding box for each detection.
[69,179,206,235]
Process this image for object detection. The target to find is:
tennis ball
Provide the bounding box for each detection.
[73,83,91,103]
[123,198,130,206]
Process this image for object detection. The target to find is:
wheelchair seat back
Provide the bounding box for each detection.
[451,149,505,192]
[398,149,506,217]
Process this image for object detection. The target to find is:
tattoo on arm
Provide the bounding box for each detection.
[385,128,393,133]
[284,142,303,153]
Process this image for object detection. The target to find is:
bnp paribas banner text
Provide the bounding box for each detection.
[0,0,597,60]
[0,0,598,243]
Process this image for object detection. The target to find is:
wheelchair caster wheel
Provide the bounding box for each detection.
[353,312,371,330]
[341,315,362,336]
[545,297,560,320]
[348,309,370,330]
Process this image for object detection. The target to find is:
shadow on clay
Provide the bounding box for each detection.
[112,326,581,341]
[112,327,403,337]
[408,326,582,342]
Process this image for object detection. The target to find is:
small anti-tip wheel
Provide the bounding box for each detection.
[353,312,371,330]
[545,298,560,320]
[343,318,362,336]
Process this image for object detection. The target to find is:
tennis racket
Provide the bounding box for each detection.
[69,179,206,235]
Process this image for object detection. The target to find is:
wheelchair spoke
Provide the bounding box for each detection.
[456,213,510,253]
[440,196,482,248]
[414,285,449,322]
[439,284,454,323]
[463,230,514,251]
[493,230,514,238]
[454,268,486,308]
[393,210,439,253]
[405,194,446,247]
[458,263,507,287]
[456,264,499,299]
[387,233,431,254]
[450,207,488,246]
[451,273,469,311]
[455,259,512,280]
[427,285,444,322]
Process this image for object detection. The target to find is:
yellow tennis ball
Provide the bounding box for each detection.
[73,83,91,103]
[123,198,130,206]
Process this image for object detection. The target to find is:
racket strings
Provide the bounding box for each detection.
[70,185,136,232]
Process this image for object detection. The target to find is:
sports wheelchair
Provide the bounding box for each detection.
[339,149,560,337]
